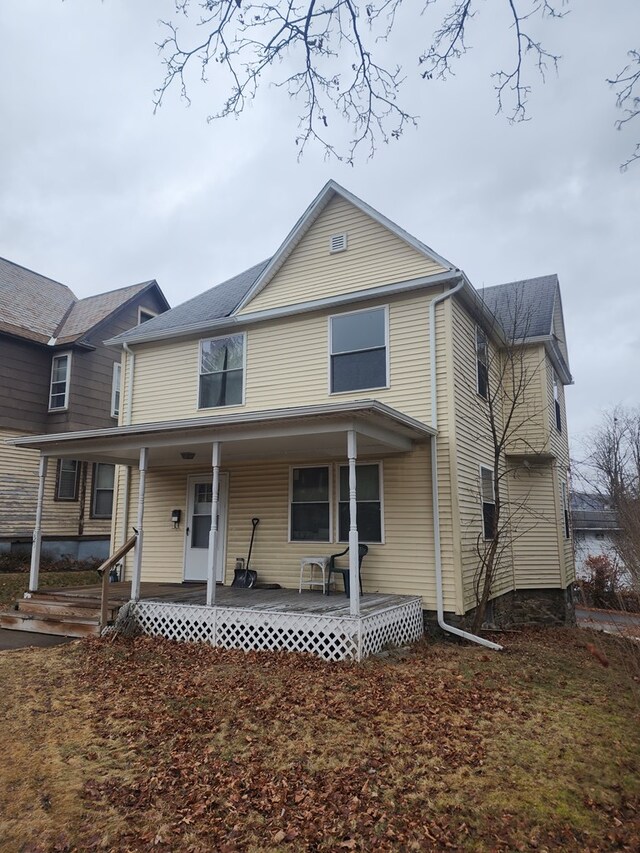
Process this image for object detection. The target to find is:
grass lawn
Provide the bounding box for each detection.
[0,629,638,852]
[0,570,98,609]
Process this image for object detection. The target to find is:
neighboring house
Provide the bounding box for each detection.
[0,257,169,560]
[572,491,621,578]
[8,182,574,658]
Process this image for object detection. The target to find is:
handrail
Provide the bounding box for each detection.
[97,532,138,632]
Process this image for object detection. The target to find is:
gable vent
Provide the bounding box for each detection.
[329,232,348,254]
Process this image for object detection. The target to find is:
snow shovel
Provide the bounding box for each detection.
[232,517,259,588]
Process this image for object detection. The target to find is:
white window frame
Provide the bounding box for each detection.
[91,463,115,519]
[552,373,562,432]
[197,332,247,410]
[138,306,157,324]
[480,464,496,540]
[336,461,385,545]
[476,326,489,400]
[48,351,72,411]
[288,464,332,544]
[111,361,122,419]
[328,305,390,396]
[561,479,570,539]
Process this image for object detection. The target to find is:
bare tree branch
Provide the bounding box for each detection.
[607,49,640,171]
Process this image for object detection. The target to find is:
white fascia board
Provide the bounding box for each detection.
[234,179,456,312]
[104,270,463,348]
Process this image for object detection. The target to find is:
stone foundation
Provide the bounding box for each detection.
[422,586,575,637]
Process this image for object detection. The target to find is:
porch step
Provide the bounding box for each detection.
[16,599,119,621]
[0,611,102,638]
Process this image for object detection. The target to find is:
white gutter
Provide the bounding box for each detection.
[429,279,503,651]
[120,343,134,562]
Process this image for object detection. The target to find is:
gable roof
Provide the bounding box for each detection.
[481,274,558,340]
[234,180,455,312]
[0,256,169,346]
[111,259,270,345]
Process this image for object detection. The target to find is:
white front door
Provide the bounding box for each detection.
[183,473,229,582]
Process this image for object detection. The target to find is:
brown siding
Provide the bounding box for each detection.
[0,336,50,432]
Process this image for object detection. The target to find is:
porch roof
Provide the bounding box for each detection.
[7,400,434,467]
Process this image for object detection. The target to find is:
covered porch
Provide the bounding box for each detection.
[9,401,433,659]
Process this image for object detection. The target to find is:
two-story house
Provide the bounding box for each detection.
[5,183,574,659]
[0,257,169,561]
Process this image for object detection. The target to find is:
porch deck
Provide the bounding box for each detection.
[49,582,425,661]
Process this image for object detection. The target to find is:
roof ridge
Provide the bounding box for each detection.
[74,279,157,303]
[0,255,76,298]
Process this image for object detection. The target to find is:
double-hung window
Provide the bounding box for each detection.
[330,307,387,393]
[480,466,496,540]
[49,352,71,410]
[111,362,122,419]
[290,466,330,542]
[55,459,80,501]
[553,374,562,432]
[92,463,115,518]
[338,463,382,543]
[476,327,488,399]
[199,334,244,409]
[561,480,570,539]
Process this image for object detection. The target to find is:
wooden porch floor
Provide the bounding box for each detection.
[44,581,419,618]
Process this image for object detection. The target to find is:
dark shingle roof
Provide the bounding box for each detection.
[56,281,155,344]
[112,259,271,343]
[0,257,76,343]
[481,274,558,340]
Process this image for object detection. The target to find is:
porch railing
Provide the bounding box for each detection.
[96,533,137,631]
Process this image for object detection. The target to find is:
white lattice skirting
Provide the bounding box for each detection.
[132,598,424,661]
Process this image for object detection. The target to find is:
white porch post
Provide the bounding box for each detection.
[206,441,221,607]
[347,429,360,617]
[29,455,48,592]
[131,446,148,602]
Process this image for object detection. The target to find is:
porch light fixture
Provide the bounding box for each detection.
[180,451,195,460]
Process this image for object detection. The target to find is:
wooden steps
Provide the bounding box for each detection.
[0,591,122,638]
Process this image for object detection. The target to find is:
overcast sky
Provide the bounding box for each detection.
[1,1,638,452]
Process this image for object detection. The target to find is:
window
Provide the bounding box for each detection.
[553,374,562,432]
[476,327,488,399]
[480,466,496,540]
[55,459,80,501]
[49,352,71,410]
[92,463,115,518]
[561,480,570,539]
[111,362,122,419]
[199,334,244,409]
[338,463,382,543]
[290,466,330,542]
[330,306,387,393]
[138,307,156,324]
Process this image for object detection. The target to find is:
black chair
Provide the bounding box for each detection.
[325,544,368,596]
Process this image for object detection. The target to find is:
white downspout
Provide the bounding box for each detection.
[429,280,503,651]
[119,343,134,568]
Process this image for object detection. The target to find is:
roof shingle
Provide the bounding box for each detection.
[481,274,558,340]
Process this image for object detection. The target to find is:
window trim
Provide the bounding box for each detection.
[328,304,390,396]
[54,459,80,502]
[337,461,385,545]
[553,373,562,432]
[561,479,570,540]
[111,361,122,419]
[197,332,247,410]
[90,463,115,519]
[48,351,72,412]
[138,306,157,324]
[288,464,332,544]
[480,464,496,540]
[476,326,489,400]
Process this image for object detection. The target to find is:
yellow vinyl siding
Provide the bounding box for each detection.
[504,345,549,456]
[116,446,459,612]
[131,290,442,426]
[506,461,563,588]
[0,429,110,540]
[239,195,446,313]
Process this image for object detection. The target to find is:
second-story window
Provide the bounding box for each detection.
[49,352,71,410]
[553,373,562,432]
[111,362,122,419]
[480,466,496,540]
[476,327,488,399]
[199,334,244,409]
[330,306,387,393]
